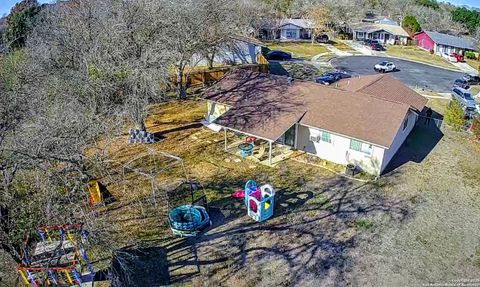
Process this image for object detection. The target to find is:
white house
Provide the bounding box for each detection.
[350,21,409,45]
[194,35,266,67]
[259,19,320,41]
[203,70,427,175]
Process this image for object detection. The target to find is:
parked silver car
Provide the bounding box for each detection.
[451,87,476,110]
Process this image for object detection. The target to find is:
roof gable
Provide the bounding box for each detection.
[336,74,427,112]
[205,70,416,148]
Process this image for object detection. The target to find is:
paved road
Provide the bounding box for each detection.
[331,56,464,93]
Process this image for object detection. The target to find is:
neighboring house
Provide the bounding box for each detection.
[414,31,477,55]
[203,70,427,175]
[259,19,316,41]
[350,21,409,45]
[194,35,266,67]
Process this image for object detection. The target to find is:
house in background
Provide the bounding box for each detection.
[203,70,427,175]
[349,20,409,45]
[194,35,267,67]
[414,31,477,55]
[258,19,317,41]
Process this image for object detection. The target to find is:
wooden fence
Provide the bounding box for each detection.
[171,62,270,88]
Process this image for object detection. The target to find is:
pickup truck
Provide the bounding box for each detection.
[374,61,397,73]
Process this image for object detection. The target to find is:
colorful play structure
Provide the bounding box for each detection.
[87,180,104,207]
[233,180,275,222]
[17,224,95,286]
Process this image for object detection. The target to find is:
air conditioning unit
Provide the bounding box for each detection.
[309,135,320,142]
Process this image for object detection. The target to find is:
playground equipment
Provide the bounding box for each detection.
[167,181,211,237]
[168,205,211,237]
[87,180,113,207]
[121,148,211,237]
[17,224,95,287]
[242,180,275,222]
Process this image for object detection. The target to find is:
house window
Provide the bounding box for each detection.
[310,131,332,143]
[285,29,296,39]
[350,139,373,155]
[403,117,409,130]
[321,131,331,143]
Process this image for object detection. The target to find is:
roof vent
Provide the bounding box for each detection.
[287,77,294,85]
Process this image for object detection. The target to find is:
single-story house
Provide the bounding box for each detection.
[259,18,316,41]
[193,35,266,66]
[350,22,409,45]
[414,31,477,55]
[203,69,427,175]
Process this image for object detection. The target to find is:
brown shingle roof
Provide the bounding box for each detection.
[204,70,416,148]
[336,74,427,111]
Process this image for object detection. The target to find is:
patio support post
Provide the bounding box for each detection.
[224,128,227,151]
[269,141,273,165]
[294,123,299,149]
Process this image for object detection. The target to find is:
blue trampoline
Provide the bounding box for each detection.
[168,205,211,237]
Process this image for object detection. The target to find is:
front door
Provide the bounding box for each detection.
[284,125,296,147]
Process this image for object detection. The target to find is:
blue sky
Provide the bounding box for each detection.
[1,0,479,17]
[1,0,50,17]
[444,0,480,7]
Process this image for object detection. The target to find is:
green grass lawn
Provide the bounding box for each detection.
[386,46,459,70]
[466,58,480,72]
[426,98,449,114]
[330,40,355,52]
[266,42,329,60]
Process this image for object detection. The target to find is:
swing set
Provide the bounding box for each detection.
[17,224,95,287]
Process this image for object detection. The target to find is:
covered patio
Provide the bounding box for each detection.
[222,128,298,167]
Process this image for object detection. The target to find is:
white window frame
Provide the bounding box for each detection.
[350,139,373,156]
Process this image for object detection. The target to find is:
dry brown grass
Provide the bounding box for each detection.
[87,100,480,286]
[266,42,329,59]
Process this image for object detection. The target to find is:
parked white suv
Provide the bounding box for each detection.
[451,87,476,110]
[374,61,397,73]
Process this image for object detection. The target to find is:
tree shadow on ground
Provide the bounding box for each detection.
[110,246,169,286]
[383,119,443,174]
[165,173,411,285]
[151,122,203,141]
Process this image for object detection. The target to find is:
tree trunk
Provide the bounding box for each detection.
[135,119,146,132]
[207,55,214,69]
[176,69,186,100]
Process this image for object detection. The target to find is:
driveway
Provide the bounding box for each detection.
[331,56,464,92]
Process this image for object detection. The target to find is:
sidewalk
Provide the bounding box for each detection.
[451,62,479,75]
[344,40,373,55]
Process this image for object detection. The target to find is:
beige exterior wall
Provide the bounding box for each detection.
[381,110,418,172]
[296,124,385,175]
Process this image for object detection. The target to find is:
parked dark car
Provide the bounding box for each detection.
[462,74,480,85]
[315,71,351,85]
[370,43,385,51]
[266,50,292,61]
[453,78,470,90]
[363,39,378,46]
